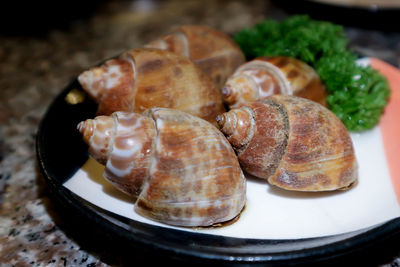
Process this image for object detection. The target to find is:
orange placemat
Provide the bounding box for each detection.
[371,58,400,205]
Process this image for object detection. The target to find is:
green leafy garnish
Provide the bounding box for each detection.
[234,15,390,132]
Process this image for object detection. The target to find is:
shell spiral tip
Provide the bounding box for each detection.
[77,121,84,132]
[216,112,235,137]
[221,86,232,98]
[77,119,94,144]
[216,114,225,129]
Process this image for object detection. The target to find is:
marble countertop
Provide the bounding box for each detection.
[1,0,400,266]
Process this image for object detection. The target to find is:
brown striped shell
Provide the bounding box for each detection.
[145,25,246,87]
[78,48,225,125]
[77,108,246,227]
[217,95,358,192]
[222,56,327,108]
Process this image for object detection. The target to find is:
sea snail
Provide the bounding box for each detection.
[77,108,246,227]
[78,48,225,125]
[217,95,358,192]
[145,25,246,87]
[222,56,327,108]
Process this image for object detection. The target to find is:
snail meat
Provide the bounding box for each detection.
[78,48,225,125]
[222,56,327,108]
[78,108,246,226]
[217,95,357,192]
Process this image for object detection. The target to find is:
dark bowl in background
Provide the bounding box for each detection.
[272,0,400,32]
[0,1,106,36]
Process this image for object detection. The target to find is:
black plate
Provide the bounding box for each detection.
[36,80,400,266]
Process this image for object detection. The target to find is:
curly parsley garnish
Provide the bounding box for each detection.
[234,15,390,132]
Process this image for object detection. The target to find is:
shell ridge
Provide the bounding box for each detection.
[282,161,356,174]
[288,152,355,164]
[262,99,290,182]
[175,31,190,58]
[235,106,256,154]
[144,39,168,50]
[135,110,158,201]
[120,54,138,111]
[106,113,119,160]
[193,49,242,64]
[142,194,243,206]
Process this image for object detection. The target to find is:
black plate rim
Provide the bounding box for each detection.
[36,79,400,265]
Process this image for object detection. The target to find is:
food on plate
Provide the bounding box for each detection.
[77,108,246,227]
[78,48,225,125]
[221,56,327,108]
[145,25,245,87]
[234,15,390,131]
[217,95,358,192]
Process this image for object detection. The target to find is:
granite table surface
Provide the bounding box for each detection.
[1,0,400,266]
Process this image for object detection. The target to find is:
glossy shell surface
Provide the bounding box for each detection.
[78,48,225,124]
[218,95,357,192]
[222,56,327,107]
[145,25,245,87]
[78,108,246,226]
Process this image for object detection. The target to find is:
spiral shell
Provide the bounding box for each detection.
[78,48,225,125]
[78,108,246,226]
[222,56,327,108]
[217,95,357,192]
[145,25,246,87]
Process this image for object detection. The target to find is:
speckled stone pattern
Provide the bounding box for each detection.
[0,0,400,266]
